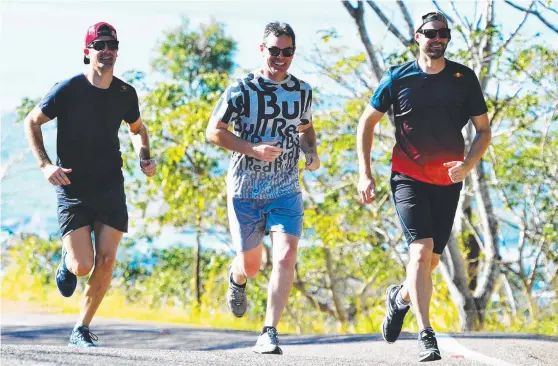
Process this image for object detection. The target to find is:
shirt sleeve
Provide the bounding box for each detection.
[123,86,141,123]
[466,72,488,117]
[210,81,245,125]
[39,82,63,119]
[301,84,313,125]
[369,69,393,112]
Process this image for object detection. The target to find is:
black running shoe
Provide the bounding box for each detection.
[56,247,77,297]
[68,325,98,347]
[381,284,410,343]
[418,329,442,362]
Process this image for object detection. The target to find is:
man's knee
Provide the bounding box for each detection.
[95,252,117,272]
[408,239,434,266]
[274,244,297,268]
[68,258,94,277]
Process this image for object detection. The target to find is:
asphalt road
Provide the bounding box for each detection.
[1,312,556,365]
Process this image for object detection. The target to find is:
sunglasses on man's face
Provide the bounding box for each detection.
[417,28,451,39]
[266,46,295,57]
[88,40,119,51]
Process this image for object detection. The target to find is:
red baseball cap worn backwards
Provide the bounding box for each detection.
[84,22,118,64]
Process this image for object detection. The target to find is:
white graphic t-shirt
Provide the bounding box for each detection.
[211,71,313,199]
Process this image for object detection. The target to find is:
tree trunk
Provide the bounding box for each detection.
[194,227,201,306]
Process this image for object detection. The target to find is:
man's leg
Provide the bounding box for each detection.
[76,221,123,327]
[264,232,298,328]
[56,226,94,299]
[399,239,434,330]
[231,243,263,285]
[63,226,95,277]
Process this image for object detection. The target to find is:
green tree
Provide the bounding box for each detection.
[122,19,236,307]
[313,0,558,330]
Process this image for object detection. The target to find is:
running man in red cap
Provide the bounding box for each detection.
[356,11,491,362]
[23,22,156,347]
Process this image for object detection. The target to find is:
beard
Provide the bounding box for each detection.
[422,42,447,59]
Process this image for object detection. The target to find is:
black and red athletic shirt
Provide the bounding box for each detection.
[370,59,488,186]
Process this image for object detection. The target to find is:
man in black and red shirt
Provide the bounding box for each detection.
[356,11,491,362]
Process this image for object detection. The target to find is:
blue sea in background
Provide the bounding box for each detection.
[1,112,520,260]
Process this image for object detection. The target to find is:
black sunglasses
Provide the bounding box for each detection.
[266,46,295,57]
[88,40,119,51]
[417,28,451,39]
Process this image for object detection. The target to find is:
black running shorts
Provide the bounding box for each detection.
[390,171,462,254]
[56,182,128,238]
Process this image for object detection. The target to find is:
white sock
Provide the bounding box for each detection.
[395,289,410,310]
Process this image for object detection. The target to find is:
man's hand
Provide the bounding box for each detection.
[304,153,320,171]
[140,159,157,177]
[443,161,472,183]
[358,175,376,204]
[42,164,72,186]
[250,141,283,162]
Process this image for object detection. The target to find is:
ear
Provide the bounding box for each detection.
[84,48,89,55]
[415,32,420,42]
[260,43,265,55]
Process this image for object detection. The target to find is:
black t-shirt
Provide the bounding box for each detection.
[39,74,140,196]
[370,59,488,185]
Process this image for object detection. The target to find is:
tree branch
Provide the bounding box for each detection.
[431,0,456,24]
[342,1,385,83]
[505,0,558,33]
[396,1,415,39]
[485,1,535,62]
[365,0,413,47]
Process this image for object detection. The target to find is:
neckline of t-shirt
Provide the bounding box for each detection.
[80,73,115,91]
[414,59,451,76]
[254,70,292,85]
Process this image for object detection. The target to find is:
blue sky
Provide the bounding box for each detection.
[2,0,553,114]
[1,1,555,254]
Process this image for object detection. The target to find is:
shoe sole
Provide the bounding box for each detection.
[68,343,96,347]
[227,266,247,318]
[253,346,282,355]
[419,351,442,362]
[57,249,77,298]
[381,285,399,344]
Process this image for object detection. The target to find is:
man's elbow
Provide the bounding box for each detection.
[206,128,218,144]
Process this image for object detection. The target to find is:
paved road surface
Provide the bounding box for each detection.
[1,312,556,365]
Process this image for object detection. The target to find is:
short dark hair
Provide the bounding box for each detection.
[263,22,295,47]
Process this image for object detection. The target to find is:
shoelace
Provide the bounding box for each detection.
[266,328,279,345]
[76,327,98,343]
[420,333,437,350]
[230,287,245,305]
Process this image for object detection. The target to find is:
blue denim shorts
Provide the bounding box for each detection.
[228,192,304,252]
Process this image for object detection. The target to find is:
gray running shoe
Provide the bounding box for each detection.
[226,265,247,318]
[418,328,442,362]
[253,327,282,355]
[68,325,98,347]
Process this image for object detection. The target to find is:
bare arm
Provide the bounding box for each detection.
[299,123,320,171]
[128,118,156,177]
[205,119,282,162]
[444,113,492,183]
[298,123,317,155]
[24,107,71,186]
[464,113,492,168]
[128,118,151,160]
[356,105,385,203]
[357,105,385,179]
[24,107,53,169]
